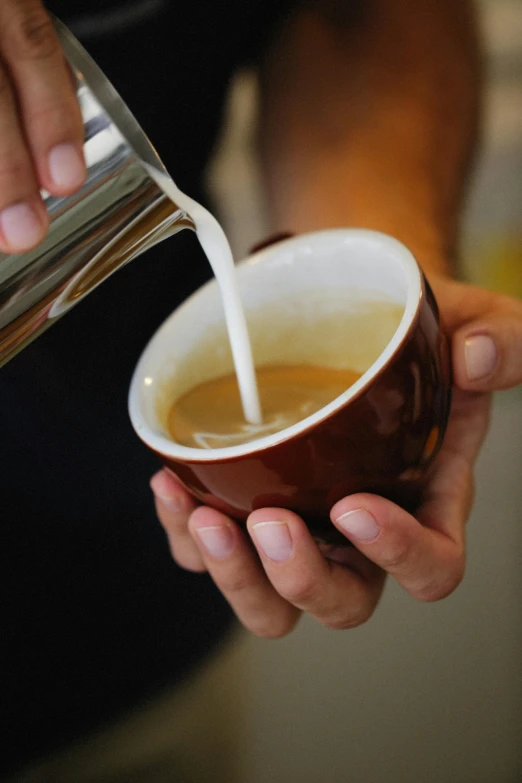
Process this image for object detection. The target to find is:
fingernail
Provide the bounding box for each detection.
[48,143,85,190]
[154,493,183,513]
[465,334,498,381]
[252,521,293,562]
[150,472,186,512]
[0,202,43,250]
[197,525,234,559]
[335,509,380,542]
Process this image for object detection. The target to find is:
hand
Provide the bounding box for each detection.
[0,1,85,253]
[151,277,522,637]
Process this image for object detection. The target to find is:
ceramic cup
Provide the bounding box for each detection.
[129,229,451,544]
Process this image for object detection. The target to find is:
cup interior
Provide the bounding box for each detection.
[129,230,421,460]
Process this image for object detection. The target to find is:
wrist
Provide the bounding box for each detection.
[267,196,454,280]
[265,152,457,280]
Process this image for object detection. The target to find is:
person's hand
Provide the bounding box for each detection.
[151,277,522,637]
[0,1,85,253]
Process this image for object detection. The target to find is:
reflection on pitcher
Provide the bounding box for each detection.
[0,18,194,366]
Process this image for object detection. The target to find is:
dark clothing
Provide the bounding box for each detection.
[1,0,291,774]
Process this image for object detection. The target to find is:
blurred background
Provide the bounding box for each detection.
[205,1,522,781]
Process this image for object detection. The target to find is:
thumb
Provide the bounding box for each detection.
[452,311,522,391]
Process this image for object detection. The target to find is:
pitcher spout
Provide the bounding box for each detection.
[49,188,196,320]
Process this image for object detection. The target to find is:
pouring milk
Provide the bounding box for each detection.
[145,165,263,426]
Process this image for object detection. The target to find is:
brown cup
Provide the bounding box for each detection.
[129,230,451,544]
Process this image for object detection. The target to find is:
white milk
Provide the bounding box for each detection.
[144,165,262,425]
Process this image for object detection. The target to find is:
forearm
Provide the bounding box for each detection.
[258,0,481,276]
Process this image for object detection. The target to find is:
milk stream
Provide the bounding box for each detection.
[144,165,262,425]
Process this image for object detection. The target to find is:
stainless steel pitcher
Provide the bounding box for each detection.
[0,16,196,367]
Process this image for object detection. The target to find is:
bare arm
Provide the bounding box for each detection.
[258,0,481,276]
[151,1,521,637]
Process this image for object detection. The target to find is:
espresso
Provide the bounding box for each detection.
[168,364,362,449]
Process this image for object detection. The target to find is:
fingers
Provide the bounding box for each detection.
[150,470,205,572]
[154,474,384,637]
[330,471,470,602]
[326,380,492,603]
[246,508,385,630]
[0,51,48,251]
[189,507,301,638]
[0,1,85,252]
[326,385,490,603]
[441,387,491,465]
[2,3,86,193]
[430,276,522,392]
[452,305,522,391]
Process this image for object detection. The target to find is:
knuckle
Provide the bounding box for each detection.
[7,7,58,61]
[246,615,296,639]
[218,571,255,596]
[172,553,204,573]
[280,574,319,606]
[415,554,466,603]
[168,539,205,573]
[155,497,192,532]
[0,153,33,194]
[0,154,25,181]
[165,518,191,537]
[25,101,79,137]
[163,510,191,534]
[379,536,413,571]
[323,603,374,631]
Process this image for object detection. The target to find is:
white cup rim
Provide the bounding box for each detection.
[128,229,422,461]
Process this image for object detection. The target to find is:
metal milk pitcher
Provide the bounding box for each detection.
[0,16,195,367]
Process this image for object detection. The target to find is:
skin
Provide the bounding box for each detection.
[151,279,522,637]
[0,0,85,252]
[2,0,521,636]
[150,0,522,637]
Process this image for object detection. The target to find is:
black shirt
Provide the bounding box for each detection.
[1,0,292,774]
